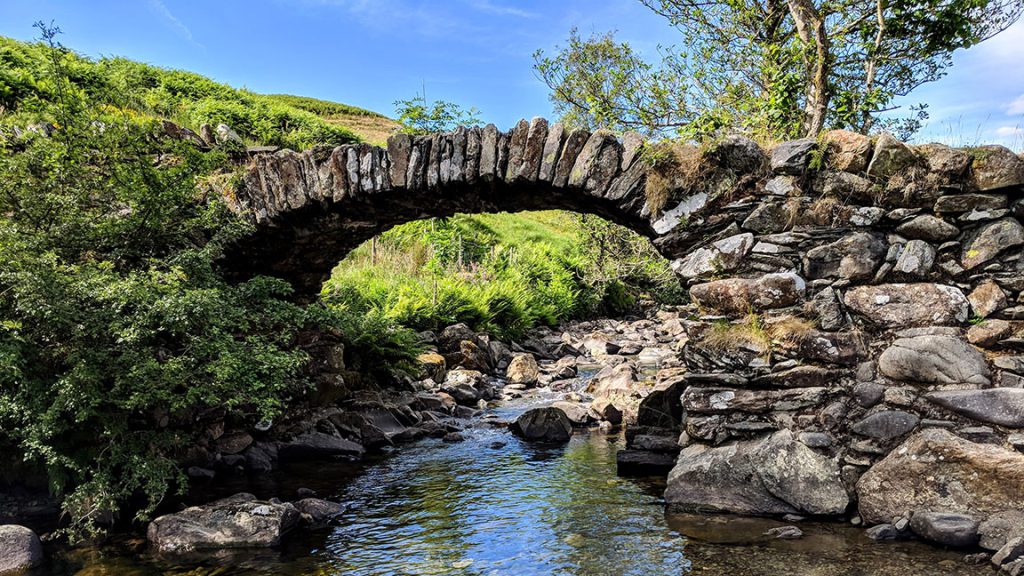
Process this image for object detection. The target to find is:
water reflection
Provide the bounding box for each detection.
[318,429,684,576]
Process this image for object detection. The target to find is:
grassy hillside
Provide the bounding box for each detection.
[0,35,377,149]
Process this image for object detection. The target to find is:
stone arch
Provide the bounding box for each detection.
[221,118,755,295]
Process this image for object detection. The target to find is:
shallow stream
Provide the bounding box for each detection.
[48,376,981,575]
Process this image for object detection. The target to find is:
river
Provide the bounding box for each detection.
[49,376,981,576]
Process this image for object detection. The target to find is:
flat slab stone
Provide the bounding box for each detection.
[857,429,1024,524]
[147,494,300,552]
[925,388,1024,428]
[843,283,969,327]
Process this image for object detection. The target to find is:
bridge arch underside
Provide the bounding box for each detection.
[225,176,661,297]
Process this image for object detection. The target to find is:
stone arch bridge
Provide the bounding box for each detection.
[223,118,1024,550]
[226,118,729,295]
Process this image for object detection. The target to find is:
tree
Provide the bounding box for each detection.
[393,91,482,135]
[535,0,1023,140]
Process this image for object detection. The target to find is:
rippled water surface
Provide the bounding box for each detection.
[52,391,982,576]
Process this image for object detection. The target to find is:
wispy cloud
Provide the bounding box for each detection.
[995,125,1022,137]
[1008,94,1024,116]
[468,0,539,19]
[148,0,204,49]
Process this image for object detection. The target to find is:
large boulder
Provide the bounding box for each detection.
[823,129,871,173]
[147,493,300,552]
[842,283,969,327]
[438,323,480,352]
[292,498,345,529]
[0,525,43,573]
[877,335,990,386]
[689,273,805,314]
[867,133,917,178]
[505,353,539,385]
[509,407,573,443]
[969,145,1024,191]
[925,388,1024,428]
[895,215,961,242]
[909,512,980,548]
[857,429,1024,524]
[665,430,848,515]
[637,369,687,428]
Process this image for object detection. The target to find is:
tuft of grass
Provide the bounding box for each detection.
[642,141,707,217]
[701,313,816,358]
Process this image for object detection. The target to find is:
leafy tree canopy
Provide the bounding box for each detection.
[535,0,1023,140]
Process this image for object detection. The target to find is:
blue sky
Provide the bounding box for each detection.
[1,0,1022,148]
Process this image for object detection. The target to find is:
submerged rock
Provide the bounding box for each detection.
[909,511,979,548]
[616,449,677,477]
[147,493,300,552]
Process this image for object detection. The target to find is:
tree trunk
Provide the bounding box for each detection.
[787,0,830,136]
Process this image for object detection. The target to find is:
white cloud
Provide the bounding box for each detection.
[995,125,1023,137]
[148,0,203,49]
[1009,94,1024,116]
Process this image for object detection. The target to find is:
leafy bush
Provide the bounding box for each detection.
[0,28,367,538]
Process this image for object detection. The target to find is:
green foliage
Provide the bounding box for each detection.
[0,25,362,539]
[262,94,384,119]
[324,211,683,340]
[536,0,1023,140]
[0,34,359,149]
[324,213,588,340]
[532,29,689,136]
[394,91,482,135]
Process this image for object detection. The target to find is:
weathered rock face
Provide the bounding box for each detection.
[147,493,301,552]
[0,525,43,573]
[509,407,573,443]
[843,284,969,327]
[857,429,1024,524]
[665,430,848,516]
[877,335,990,385]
